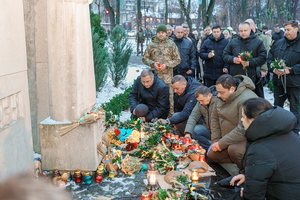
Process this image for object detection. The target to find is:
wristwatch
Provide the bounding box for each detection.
[166,119,170,124]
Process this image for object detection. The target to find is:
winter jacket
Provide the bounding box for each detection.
[169,77,201,124]
[129,73,169,122]
[223,32,267,84]
[255,30,270,72]
[211,75,257,150]
[242,107,300,200]
[268,31,300,88]
[200,33,230,80]
[184,86,218,133]
[272,29,284,44]
[143,36,181,84]
[173,37,197,75]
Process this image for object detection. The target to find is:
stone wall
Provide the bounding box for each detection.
[0,0,34,182]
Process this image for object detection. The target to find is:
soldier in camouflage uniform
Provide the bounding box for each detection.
[142,24,181,115]
[136,27,145,55]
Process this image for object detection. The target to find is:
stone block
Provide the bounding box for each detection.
[39,116,105,171]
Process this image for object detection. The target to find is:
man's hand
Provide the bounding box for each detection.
[241,61,249,68]
[208,52,214,58]
[261,71,267,78]
[211,142,222,152]
[230,174,245,186]
[284,68,290,74]
[154,62,160,70]
[273,69,285,76]
[133,109,136,115]
[223,68,228,73]
[160,64,167,70]
[158,119,167,124]
[186,70,193,74]
[234,57,241,64]
[140,117,146,123]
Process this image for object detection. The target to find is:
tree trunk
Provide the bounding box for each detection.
[165,0,168,25]
[197,4,201,32]
[178,0,192,30]
[137,0,142,30]
[103,0,116,30]
[202,0,216,28]
[294,0,298,20]
[116,0,120,25]
[242,0,247,20]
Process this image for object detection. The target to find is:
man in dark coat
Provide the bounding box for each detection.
[268,20,300,134]
[173,26,197,78]
[223,22,267,97]
[129,69,169,122]
[272,24,284,45]
[200,25,229,87]
[159,75,201,136]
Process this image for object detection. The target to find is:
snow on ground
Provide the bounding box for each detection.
[263,86,290,110]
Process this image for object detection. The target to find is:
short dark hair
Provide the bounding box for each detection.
[141,69,154,77]
[212,25,221,30]
[274,24,280,28]
[171,75,187,84]
[262,26,268,30]
[243,98,273,119]
[205,25,211,29]
[195,86,211,98]
[284,20,299,28]
[216,74,236,89]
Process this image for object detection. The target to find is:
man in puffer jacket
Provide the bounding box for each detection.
[173,26,197,78]
[200,25,229,87]
[223,22,267,98]
[208,74,257,169]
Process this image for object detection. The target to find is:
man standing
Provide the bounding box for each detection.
[223,22,267,97]
[143,24,181,115]
[200,25,229,87]
[136,27,145,55]
[173,26,196,78]
[262,26,268,34]
[268,20,300,134]
[184,85,217,151]
[201,25,212,46]
[159,75,201,136]
[208,74,257,169]
[272,24,285,45]
[129,69,169,122]
[245,19,270,98]
[166,25,174,38]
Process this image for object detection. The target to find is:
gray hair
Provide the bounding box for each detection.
[239,22,251,29]
[166,24,172,29]
[171,75,187,84]
[141,69,154,77]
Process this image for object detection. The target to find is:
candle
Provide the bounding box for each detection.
[74,170,83,183]
[141,192,151,200]
[191,168,199,181]
[149,174,156,185]
[200,154,206,162]
[95,170,104,183]
[109,170,115,178]
[83,171,92,185]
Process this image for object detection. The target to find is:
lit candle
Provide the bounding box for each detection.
[109,170,115,178]
[149,175,156,185]
[191,169,199,181]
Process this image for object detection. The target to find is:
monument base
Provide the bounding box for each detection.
[39,116,104,171]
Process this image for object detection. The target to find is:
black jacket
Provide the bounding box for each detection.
[242,106,300,200]
[173,37,197,74]
[200,33,230,80]
[169,77,201,124]
[223,31,267,83]
[268,31,300,87]
[129,73,169,122]
[272,30,284,44]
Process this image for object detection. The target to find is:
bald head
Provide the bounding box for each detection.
[245,19,256,32]
[174,26,184,39]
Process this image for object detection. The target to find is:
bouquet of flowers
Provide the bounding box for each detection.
[270,58,286,70]
[239,51,253,70]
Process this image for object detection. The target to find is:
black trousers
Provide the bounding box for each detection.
[204,78,216,88]
[254,80,265,98]
[274,85,300,133]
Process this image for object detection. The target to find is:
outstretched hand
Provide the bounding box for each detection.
[230,174,245,186]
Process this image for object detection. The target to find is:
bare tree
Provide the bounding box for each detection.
[137,0,142,30]
[103,0,116,30]
[178,0,192,29]
[202,0,216,28]
[165,0,168,25]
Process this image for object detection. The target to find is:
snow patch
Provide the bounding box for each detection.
[40,116,72,125]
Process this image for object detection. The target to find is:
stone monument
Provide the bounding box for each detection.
[0,1,34,182]
[39,0,104,171]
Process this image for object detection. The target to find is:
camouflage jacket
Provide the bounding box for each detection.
[142,36,181,84]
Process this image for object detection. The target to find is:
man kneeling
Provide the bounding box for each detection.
[209,74,257,169]
[129,69,170,122]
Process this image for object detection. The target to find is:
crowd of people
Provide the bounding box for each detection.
[130,20,300,199]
